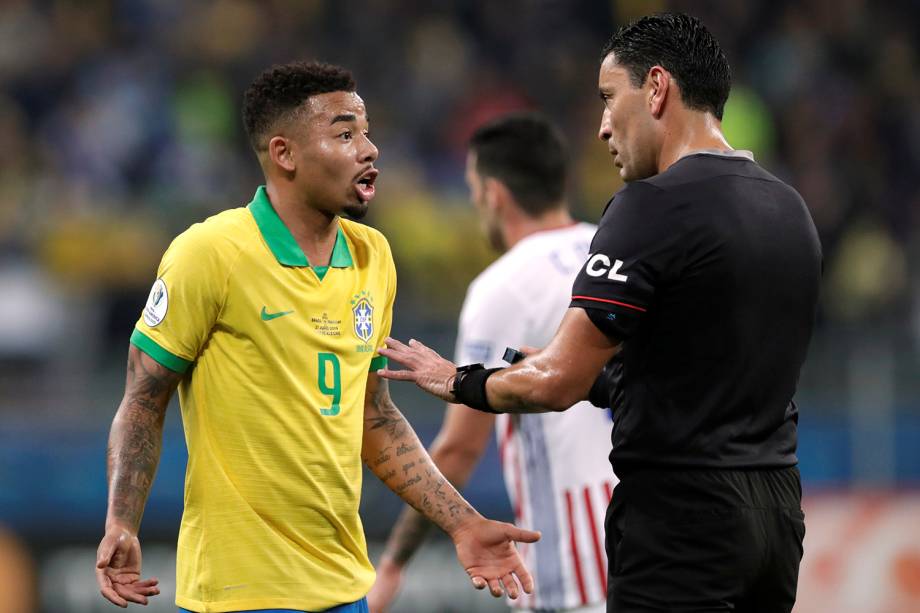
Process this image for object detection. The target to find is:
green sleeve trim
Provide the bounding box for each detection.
[369,355,388,371]
[130,329,192,374]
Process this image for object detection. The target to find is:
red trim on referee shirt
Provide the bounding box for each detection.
[583,486,608,594]
[565,489,589,605]
[571,295,647,312]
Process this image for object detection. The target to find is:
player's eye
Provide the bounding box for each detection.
[339,130,352,140]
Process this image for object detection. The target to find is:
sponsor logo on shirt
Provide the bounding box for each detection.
[584,254,629,282]
[260,307,293,321]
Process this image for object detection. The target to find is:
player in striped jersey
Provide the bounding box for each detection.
[369,114,614,613]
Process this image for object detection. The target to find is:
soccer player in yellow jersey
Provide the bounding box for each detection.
[94,61,540,613]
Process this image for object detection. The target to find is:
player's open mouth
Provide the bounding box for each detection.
[354,168,378,202]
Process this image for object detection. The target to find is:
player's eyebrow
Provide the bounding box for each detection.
[330,113,357,125]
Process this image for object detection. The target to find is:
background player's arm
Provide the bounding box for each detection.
[95,345,181,607]
[362,373,538,598]
[369,405,493,610]
[380,308,620,413]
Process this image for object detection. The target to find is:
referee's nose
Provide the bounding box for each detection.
[598,108,613,142]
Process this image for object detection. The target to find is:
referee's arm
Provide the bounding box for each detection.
[483,308,620,413]
[379,308,620,414]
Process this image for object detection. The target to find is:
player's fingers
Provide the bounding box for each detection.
[486,577,503,597]
[134,577,159,588]
[514,563,535,594]
[98,577,128,608]
[470,575,487,590]
[377,367,417,381]
[113,582,148,605]
[502,573,520,600]
[136,583,160,596]
[96,538,116,568]
[519,345,541,356]
[506,524,541,543]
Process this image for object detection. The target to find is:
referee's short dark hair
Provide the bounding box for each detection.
[469,112,568,217]
[242,61,356,151]
[601,13,731,120]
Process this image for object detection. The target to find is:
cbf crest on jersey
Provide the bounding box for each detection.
[352,290,374,345]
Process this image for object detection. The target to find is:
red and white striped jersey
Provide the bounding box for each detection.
[455,223,616,610]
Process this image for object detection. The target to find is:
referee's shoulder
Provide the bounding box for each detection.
[604,179,668,216]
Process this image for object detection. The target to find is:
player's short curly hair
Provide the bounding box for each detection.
[601,13,731,119]
[242,61,356,151]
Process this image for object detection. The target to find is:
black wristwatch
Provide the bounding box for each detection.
[451,362,502,413]
[451,363,486,397]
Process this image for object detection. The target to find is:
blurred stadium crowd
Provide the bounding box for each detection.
[0,1,919,610]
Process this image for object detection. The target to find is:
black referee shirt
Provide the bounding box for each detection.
[571,151,822,473]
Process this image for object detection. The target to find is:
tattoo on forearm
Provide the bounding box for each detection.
[365,379,476,536]
[394,475,422,494]
[396,442,416,456]
[373,446,392,467]
[107,351,180,530]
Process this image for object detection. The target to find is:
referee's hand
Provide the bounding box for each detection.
[378,337,458,403]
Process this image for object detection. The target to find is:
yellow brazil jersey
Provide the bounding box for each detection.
[131,186,394,612]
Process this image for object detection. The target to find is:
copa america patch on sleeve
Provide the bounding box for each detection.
[143,278,168,327]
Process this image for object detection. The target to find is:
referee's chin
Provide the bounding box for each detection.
[344,201,369,220]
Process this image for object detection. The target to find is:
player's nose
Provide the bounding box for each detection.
[360,135,378,163]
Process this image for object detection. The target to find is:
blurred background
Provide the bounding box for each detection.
[0,0,918,611]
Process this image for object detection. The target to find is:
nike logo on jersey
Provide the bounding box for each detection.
[585,254,629,282]
[261,307,294,321]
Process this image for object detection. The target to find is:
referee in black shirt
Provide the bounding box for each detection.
[379,13,821,613]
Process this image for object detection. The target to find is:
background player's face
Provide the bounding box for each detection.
[465,151,506,252]
[597,53,660,182]
[290,91,379,219]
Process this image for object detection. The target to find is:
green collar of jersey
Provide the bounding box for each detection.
[248,185,354,269]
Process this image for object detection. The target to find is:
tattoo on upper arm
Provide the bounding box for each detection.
[365,378,408,439]
[107,350,183,530]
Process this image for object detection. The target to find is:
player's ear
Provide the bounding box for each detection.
[268,135,297,173]
[484,177,513,212]
[647,65,669,119]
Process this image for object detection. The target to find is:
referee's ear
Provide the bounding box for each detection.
[647,65,672,120]
[267,135,297,173]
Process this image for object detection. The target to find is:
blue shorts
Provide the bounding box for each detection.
[180,597,368,613]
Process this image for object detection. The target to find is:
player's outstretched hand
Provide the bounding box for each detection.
[451,517,540,599]
[378,337,457,402]
[96,525,160,607]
